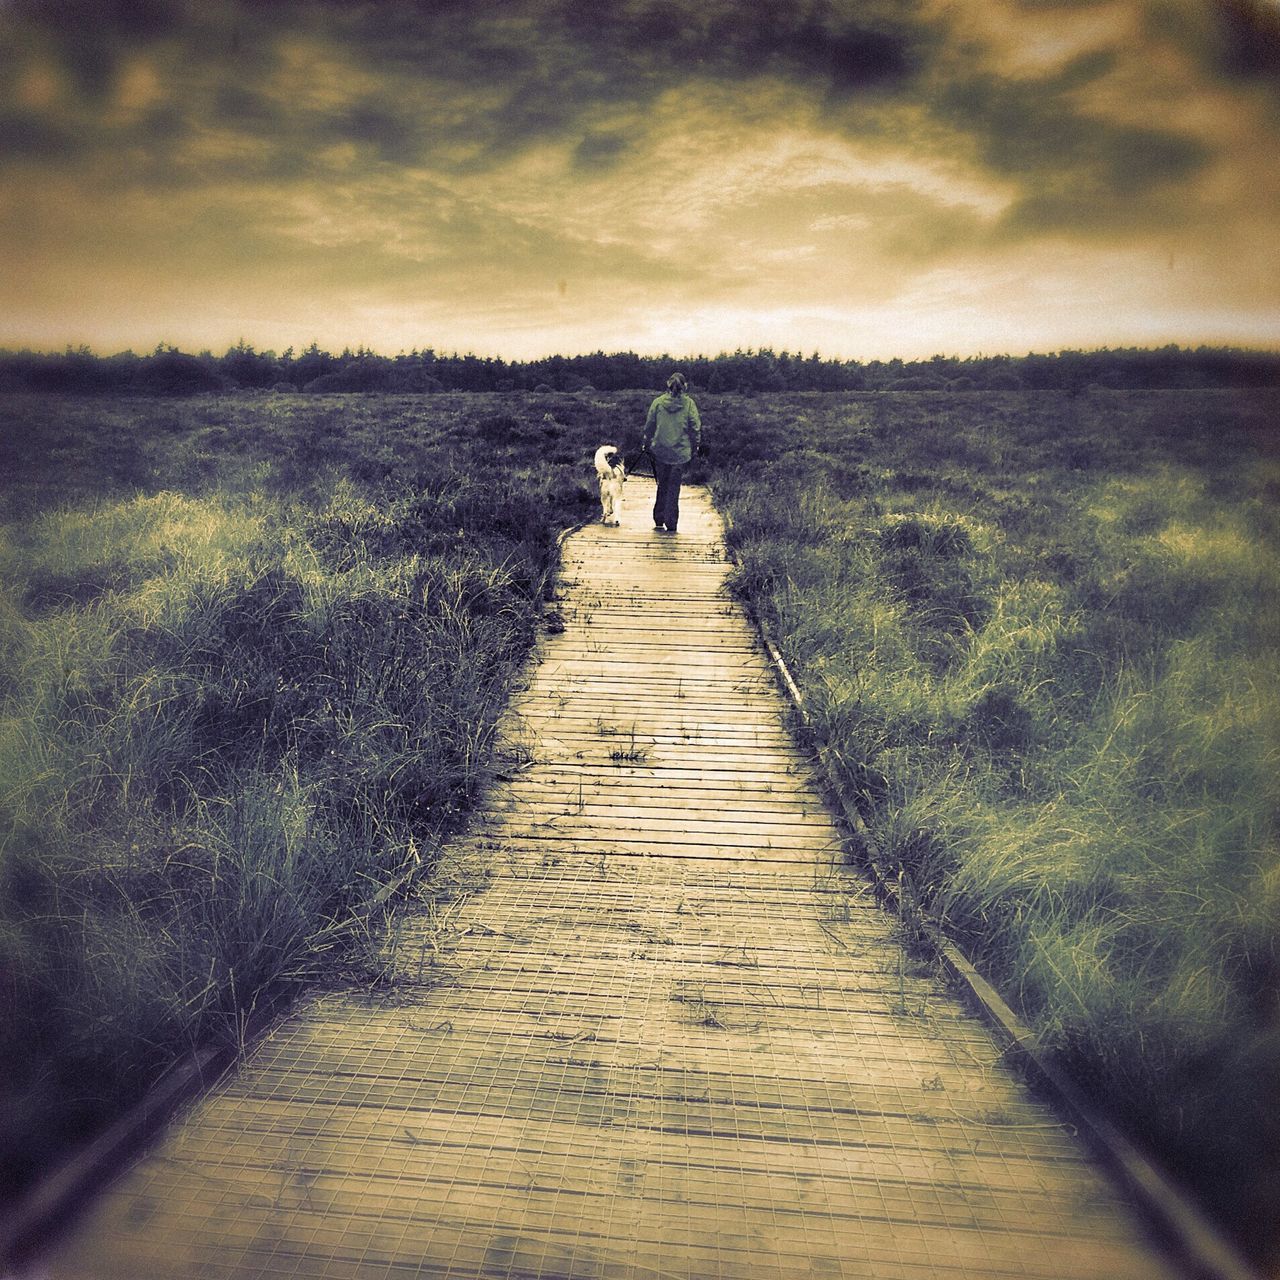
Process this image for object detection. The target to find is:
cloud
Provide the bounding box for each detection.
[0,0,1276,357]
[694,176,994,301]
[8,0,187,99]
[1151,0,1280,83]
[923,38,1214,237]
[0,108,85,160]
[573,131,633,170]
[0,0,1218,246]
[0,0,934,178]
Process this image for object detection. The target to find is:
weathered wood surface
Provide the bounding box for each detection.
[39,479,1176,1279]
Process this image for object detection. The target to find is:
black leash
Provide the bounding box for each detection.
[623,448,654,477]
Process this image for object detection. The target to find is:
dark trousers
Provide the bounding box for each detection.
[652,460,685,530]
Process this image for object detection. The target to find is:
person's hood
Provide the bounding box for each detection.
[659,392,685,409]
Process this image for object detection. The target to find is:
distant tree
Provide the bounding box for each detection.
[220,340,282,389]
[306,357,391,392]
[136,346,225,395]
[1018,353,1062,389]
[840,360,867,390]
[292,342,337,387]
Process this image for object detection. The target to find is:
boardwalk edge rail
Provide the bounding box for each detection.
[0,517,592,1275]
[0,1046,234,1272]
[720,519,1262,1280]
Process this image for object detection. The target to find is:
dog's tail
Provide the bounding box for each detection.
[594,443,621,477]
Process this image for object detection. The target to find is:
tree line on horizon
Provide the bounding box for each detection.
[1,341,1278,396]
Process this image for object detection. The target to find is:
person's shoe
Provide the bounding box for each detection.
[653,523,666,531]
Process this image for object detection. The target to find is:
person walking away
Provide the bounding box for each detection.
[642,372,701,533]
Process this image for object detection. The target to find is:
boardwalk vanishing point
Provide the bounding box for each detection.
[29,479,1178,1279]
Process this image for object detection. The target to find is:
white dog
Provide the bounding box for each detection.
[594,444,626,526]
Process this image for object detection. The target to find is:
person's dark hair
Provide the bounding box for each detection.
[666,371,687,394]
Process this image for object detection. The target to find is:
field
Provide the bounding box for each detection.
[0,390,617,1205]
[710,387,1280,1267]
[1,386,1277,1268]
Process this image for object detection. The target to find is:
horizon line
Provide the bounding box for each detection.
[5,340,1280,364]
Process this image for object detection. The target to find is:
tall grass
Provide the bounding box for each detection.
[0,394,606,1203]
[711,388,1280,1267]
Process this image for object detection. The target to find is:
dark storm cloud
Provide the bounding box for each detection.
[9,0,188,99]
[1150,0,1280,82]
[1047,47,1119,92]
[0,109,84,160]
[1013,0,1280,71]
[333,102,421,166]
[932,54,1211,238]
[337,0,931,93]
[212,84,278,130]
[296,0,933,170]
[550,0,928,92]
[942,67,1208,184]
[574,131,632,170]
[1,0,932,175]
[13,0,184,40]
[995,131,1209,236]
[0,0,1215,241]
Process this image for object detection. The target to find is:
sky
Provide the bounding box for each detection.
[2,0,1279,361]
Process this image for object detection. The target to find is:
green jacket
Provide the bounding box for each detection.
[643,392,702,465]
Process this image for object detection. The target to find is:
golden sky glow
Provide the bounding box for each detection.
[2,0,1278,359]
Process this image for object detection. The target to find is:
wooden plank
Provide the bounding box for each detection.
[521,737,808,761]
[507,708,796,734]
[427,847,863,888]
[487,820,838,846]
[273,1001,1005,1069]
[504,730,801,754]
[146,1113,1130,1236]
[497,791,830,819]
[58,1160,1160,1280]
[496,759,813,783]
[201,1006,1017,1079]
[511,700,792,723]
[490,800,835,828]
[154,1127,1124,1244]
[228,1040,1032,1128]
[438,837,839,862]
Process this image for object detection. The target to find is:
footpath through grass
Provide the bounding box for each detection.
[708,387,1280,1269]
[0,390,634,1208]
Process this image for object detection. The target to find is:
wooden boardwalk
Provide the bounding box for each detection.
[36,480,1176,1279]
